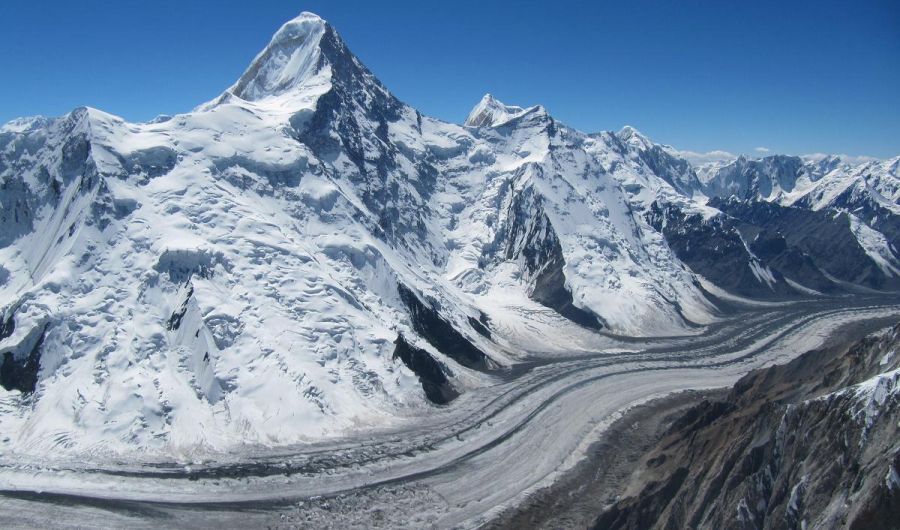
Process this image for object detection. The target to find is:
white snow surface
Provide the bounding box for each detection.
[849,213,900,277]
[464,94,536,127]
[811,366,900,433]
[0,12,716,457]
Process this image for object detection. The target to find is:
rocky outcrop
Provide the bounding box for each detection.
[595,322,900,530]
[648,196,900,300]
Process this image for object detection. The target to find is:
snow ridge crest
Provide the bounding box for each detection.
[226,12,331,102]
[465,93,538,127]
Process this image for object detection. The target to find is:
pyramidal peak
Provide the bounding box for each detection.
[465,93,542,127]
[225,12,333,102]
[271,11,326,43]
[616,125,653,149]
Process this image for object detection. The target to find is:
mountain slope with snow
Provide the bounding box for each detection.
[699,154,900,245]
[0,12,898,459]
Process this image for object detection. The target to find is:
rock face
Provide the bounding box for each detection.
[699,154,900,253]
[699,155,807,201]
[0,11,898,456]
[594,322,900,530]
[648,197,900,299]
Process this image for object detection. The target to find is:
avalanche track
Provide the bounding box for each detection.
[1,297,899,528]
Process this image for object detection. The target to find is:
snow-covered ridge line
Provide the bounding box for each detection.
[464,93,542,128]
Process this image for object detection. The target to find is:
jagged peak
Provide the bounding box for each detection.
[0,107,118,135]
[616,125,654,150]
[77,106,123,122]
[1,115,52,134]
[465,93,541,127]
[270,12,326,45]
[886,155,900,173]
[802,153,883,170]
[225,12,333,102]
[802,153,844,164]
[617,125,643,137]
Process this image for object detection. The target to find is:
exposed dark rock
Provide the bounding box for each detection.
[288,23,440,248]
[848,451,900,530]
[117,146,177,180]
[593,467,690,530]
[593,322,900,530]
[0,177,34,247]
[166,285,194,331]
[0,325,46,393]
[530,242,607,329]
[59,134,91,181]
[0,312,13,342]
[649,197,900,299]
[468,313,492,340]
[712,197,899,291]
[664,399,736,436]
[795,179,900,250]
[398,283,493,371]
[155,249,226,284]
[502,183,605,329]
[391,334,458,404]
[647,201,796,299]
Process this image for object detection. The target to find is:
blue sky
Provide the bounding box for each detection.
[1,0,898,157]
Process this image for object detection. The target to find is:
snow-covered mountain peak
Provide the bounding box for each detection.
[274,11,326,37]
[203,11,400,117]
[1,115,52,134]
[884,155,899,176]
[616,125,651,146]
[802,153,843,166]
[609,125,705,198]
[465,93,537,127]
[222,12,333,103]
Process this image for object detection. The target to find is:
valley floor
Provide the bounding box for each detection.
[1,297,898,529]
[487,314,900,529]
[485,388,719,530]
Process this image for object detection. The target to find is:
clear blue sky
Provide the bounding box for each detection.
[1,0,898,157]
